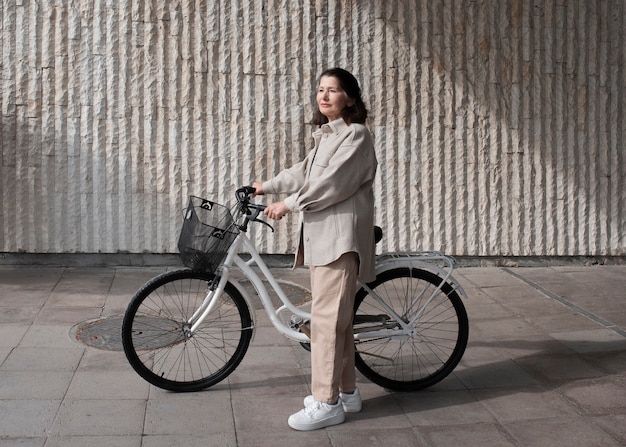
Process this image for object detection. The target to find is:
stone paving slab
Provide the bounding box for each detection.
[0,265,624,446]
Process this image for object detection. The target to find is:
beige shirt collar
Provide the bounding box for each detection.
[313,117,348,137]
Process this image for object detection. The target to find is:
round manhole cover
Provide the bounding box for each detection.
[72,280,311,351]
[72,316,125,351]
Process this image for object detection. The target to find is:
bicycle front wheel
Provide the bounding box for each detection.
[121,269,253,392]
[354,267,468,391]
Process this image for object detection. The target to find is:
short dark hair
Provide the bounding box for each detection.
[312,68,368,126]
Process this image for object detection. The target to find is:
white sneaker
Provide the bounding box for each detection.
[303,387,362,413]
[288,400,345,431]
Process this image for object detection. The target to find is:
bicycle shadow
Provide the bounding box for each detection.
[194,337,626,422]
[458,337,626,387]
[344,337,626,421]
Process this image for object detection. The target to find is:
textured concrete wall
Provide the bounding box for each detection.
[1,0,624,257]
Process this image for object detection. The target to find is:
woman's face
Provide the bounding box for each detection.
[316,76,354,122]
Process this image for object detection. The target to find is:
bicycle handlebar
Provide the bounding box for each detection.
[235,186,273,232]
[235,185,256,202]
[235,186,266,213]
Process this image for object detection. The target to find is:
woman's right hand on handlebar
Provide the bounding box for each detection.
[264,201,290,220]
[249,181,289,219]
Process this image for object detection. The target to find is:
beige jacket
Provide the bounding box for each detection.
[262,118,378,282]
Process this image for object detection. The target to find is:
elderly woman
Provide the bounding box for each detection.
[253,68,377,431]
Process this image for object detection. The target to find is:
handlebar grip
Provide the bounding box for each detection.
[235,186,256,204]
[233,186,273,231]
[235,185,267,214]
[242,185,256,195]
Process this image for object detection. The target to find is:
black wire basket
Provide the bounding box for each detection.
[177,196,239,274]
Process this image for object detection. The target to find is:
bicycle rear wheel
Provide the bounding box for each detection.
[353,267,468,391]
[121,269,253,392]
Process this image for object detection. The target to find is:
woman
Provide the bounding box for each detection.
[252,68,377,431]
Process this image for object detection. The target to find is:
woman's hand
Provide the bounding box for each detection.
[264,201,290,220]
[251,181,264,196]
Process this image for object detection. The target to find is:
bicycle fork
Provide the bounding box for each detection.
[185,273,230,337]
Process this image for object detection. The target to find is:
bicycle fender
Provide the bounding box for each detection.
[226,278,257,341]
[374,253,468,299]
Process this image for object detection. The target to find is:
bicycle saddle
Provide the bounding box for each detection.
[374,226,383,244]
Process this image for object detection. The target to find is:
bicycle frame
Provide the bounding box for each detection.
[187,231,311,342]
[187,226,468,344]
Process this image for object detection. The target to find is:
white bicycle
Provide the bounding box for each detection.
[121,187,469,392]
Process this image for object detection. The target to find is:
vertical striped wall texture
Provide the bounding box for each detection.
[0,0,624,257]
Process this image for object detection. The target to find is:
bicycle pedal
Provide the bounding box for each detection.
[289,315,311,337]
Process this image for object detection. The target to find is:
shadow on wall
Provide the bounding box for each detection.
[371,0,624,256]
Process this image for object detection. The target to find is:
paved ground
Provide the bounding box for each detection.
[0,264,625,446]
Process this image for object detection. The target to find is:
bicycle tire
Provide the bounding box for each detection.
[121,269,253,392]
[353,267,468,391]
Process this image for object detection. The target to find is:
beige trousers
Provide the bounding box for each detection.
[309,252,358,404]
